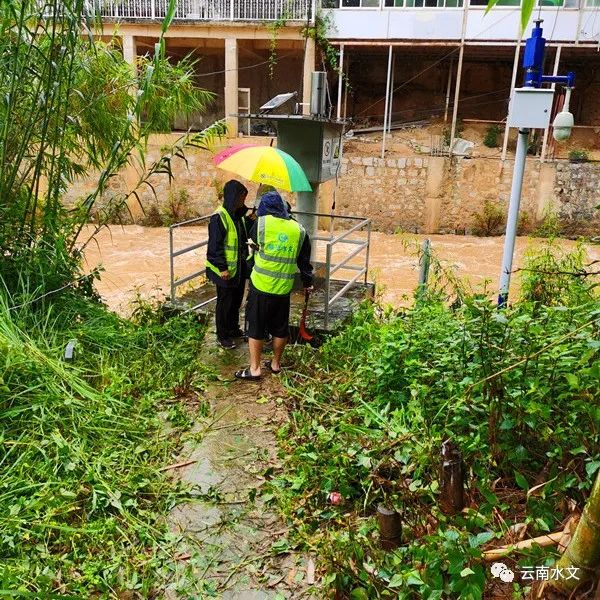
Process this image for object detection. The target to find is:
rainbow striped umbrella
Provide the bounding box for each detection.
[213,145,312,192]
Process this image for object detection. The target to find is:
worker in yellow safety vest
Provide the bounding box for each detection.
[206,180,253,349]
[235,191,313,381]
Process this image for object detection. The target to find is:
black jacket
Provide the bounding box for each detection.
[206,181,252,288]
[248,217,314,293]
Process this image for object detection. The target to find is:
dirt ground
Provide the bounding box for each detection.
[344,121,600,161]
[81,224,600,314]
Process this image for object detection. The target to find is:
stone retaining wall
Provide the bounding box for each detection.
[65,134,600,236]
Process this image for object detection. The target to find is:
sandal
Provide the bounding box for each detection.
[234,367,261,381]
[263,360,282,375]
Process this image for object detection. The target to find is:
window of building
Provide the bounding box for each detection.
[384,0,463,5]
[339,0,380,6]
[321,0,339,7]
[470,0,520,6]
[537,0,580,6]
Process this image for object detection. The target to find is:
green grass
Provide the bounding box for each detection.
[0,290,213,598]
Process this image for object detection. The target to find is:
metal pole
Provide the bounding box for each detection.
[381,44,393,159]
[169,226,175,302]
[498,128,529,307]
[337,44,345,121]
[343,52,349,122]
[387,50,395,133]
[444,58,453,123]
[365,221,371,284]
[418,239,431,288]
[540,44,562,162]
[502,38,522,161]
[296,185,320,262]
[449,43,464,155]
[325,243,332,330]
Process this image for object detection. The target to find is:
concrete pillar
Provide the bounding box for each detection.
[122,35,137,69]
[224,37,238,137]
[302,37,316,116]
[423,157,446,233]
[536,163,557,222]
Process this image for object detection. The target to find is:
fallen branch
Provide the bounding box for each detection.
[483,532,563,561]
[159,459,197,472]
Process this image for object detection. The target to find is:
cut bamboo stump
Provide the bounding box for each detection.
[377,505,402,550]
[440,439,464,515]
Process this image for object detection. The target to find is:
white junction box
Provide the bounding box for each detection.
[507,87,555,129]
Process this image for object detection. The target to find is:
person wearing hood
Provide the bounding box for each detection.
[235,191,313,381]
[206,179,252,349]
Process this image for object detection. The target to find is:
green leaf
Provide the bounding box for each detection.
[406,570,424,586]
[388,573,404,588]
[565,373,579,388]
[484,0,501,15]
[514,470,529,490]
[520,0,535,32]
[469,531,494,548]
[460,567,475,577]
[586,460,600,478]
[350,589,369,600]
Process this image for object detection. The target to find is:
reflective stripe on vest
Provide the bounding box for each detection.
[205,206,238,278]
[250,215,305,296]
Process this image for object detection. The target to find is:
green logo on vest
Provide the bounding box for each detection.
[278,233,289,243]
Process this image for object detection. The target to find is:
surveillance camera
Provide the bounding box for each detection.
[552,110,574,142]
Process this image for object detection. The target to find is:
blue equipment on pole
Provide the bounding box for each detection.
[497,20,575,307]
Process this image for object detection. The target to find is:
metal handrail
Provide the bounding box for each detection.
[323,217,372,329]
[169,211,372,327]
[169,214,214,308]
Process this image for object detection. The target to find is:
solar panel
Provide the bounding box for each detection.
[259,92,298,113]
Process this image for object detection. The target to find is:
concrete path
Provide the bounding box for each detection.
[163,337,315,599]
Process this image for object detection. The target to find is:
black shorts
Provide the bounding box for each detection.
[246,288,290,340]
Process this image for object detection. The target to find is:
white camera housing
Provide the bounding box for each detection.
[552,110,574,141]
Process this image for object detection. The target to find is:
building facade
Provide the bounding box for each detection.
[104,0,599,159]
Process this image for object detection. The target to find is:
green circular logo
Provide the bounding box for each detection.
[278,233,289,243]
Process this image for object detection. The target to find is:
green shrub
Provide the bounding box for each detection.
[472,200,506,236]
[272,242,600,599]
[568,148,589,162]
[483,124,501,148]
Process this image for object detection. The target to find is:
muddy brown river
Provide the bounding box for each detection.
[80,225,599,314]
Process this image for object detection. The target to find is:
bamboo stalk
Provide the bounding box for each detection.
[551,471,600,593]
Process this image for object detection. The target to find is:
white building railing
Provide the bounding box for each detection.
[96,0,313,21]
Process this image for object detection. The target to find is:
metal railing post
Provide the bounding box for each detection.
[169,225,175,302]
[229,0,234,19]
[151,0,155,19]
[325,242,332,330]
[365,220,371,284]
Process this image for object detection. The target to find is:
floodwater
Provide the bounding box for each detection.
[80,224,600,314]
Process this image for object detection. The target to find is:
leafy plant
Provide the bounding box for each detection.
[442,119,464,147]
[0,287,213,596]
[272,242,600,598]
[483,124,501,148]
[0,0,225,300]
[472,199,506,236]
[568,148,589,162]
